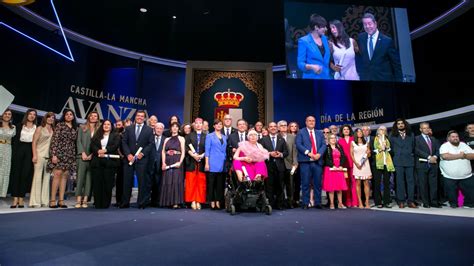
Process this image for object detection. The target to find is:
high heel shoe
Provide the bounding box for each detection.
[197,203,201,210]
[58,200,68,208]
[18,198,25,208]
[191,201,196,210]
[10,197,18,208]
[49,200,58,208]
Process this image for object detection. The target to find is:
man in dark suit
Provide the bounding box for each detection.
[278,120,298,208]
[120,110,154,209]
[148,122,165,207]
[390,118,417,209]
[255,121,264,140]
[355,13,403,82]
[296,116,327,209]
[221,114,237,172]
[227,119,248,156]
[227,119,248,186]
[221,114,237,138]
[260,122,288,209]
[415,122,441,208]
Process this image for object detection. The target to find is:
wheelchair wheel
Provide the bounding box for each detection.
[230,205,236,216]
[225,194,231,212]
[265,205,272,215]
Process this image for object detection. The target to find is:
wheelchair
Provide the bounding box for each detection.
[224,172,272,216]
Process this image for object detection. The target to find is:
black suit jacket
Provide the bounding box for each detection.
[148,134,165,170]
[260,135,289,172]
[221,127,237,137]
[90,132,121,168]
[365,136,376,167]
[121,123,154,164]
[356,32,403,82]
[185,131,206,172]
[414,134,440,169]
[389,133,415,167]
[227,131,247,159]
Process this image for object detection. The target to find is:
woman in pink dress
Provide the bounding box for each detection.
[233,130,269,182]
[338,124,358,207]
[323,134,348,209]
[351,128,372,208]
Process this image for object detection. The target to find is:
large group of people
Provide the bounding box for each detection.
[297,12,402,82]
[0,108,473,211]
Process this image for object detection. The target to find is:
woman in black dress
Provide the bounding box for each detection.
[159,122,185,208]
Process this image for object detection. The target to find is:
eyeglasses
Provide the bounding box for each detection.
[323,131,330,134]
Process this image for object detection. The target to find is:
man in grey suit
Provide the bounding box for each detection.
[278,120,298,208]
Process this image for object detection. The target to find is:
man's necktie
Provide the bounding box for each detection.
[135,124,142,141]
[309,130,317,154]
[369,34,374,60]
[155,136,160,151]
[226,128,230,136]
[240,133,243,142]
[426,135,432,154]
[272,136,276,150]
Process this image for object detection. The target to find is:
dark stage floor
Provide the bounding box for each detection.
[0,207,473,265]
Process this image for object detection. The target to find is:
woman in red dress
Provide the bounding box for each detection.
[184,118,207,210]
[337,124,358,207]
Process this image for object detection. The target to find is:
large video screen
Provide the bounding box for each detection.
[284,1,415,82]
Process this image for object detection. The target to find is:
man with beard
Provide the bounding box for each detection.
[440,130,474,208]
[390,119,417,208]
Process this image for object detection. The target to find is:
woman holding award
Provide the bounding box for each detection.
[184,118,207,210]
[351,128,372,209]
[373,126,395,208]
[90,120,121,209]
[322,133,348,209]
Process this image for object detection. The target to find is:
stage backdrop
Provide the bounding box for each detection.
[184,61,273,127]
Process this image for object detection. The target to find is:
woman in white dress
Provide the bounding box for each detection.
[350,128,372,208]
[329,20,360,81]
[29,112,55,207]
